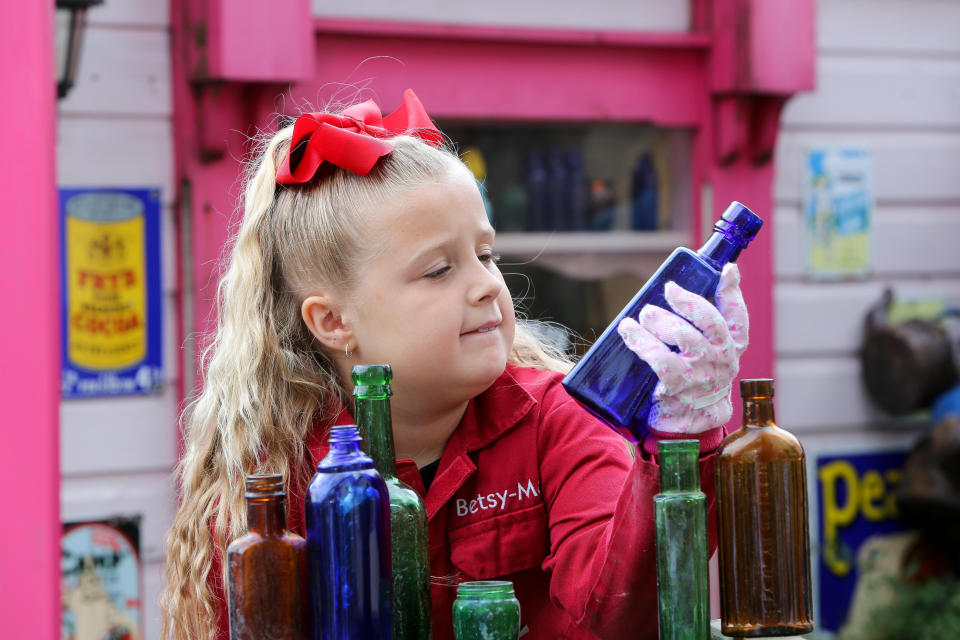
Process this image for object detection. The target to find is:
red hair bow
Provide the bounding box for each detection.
[276,89,444,184]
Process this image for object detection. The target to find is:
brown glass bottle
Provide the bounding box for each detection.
[227,474,307,640]
[716,379,813,636]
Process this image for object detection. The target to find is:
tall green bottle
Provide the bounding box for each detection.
[353,364,432,640]
[654,439,709,640]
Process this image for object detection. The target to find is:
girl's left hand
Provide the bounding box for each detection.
[617,263,749,434]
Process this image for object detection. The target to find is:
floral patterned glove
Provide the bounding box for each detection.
[617,263,749,434]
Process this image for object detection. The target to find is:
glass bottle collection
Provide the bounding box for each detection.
[226,311,815,637]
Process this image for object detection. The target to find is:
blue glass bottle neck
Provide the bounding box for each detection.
[697,230,744,271]
[321,439,374,469]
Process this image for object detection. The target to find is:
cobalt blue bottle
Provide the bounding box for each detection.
[561,201,763,442]
[306,424,392,640]
[523,150,548,232]
[631,152,659,231]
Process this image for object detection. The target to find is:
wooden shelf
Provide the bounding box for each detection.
[494,230,689,280]
[494,230,689,256]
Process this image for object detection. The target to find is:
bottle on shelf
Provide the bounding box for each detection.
[654,440,709,640]
[630,151,659,231]
[565,150,589,232]
[305,425,392,640]
[586,178,616,232]
[716,379,813,637]
[452,580,521,640]
[353,364,431,640]
[522,149,548,232]
[545,149,570,231]
[561,201,763,442]
[226,474,307,640]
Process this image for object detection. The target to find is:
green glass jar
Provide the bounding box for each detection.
[452,581,521,640]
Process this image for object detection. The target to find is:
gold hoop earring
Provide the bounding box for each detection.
[345,342,353,358]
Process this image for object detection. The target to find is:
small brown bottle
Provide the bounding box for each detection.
[227,474,307,640]
[716,379,813,636]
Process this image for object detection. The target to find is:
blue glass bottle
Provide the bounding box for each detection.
[565,150,588,232]
[306,425,392,640]
[545,149,570,230]
[523,150,548,232]
[561,201,763,442]
[631,152,659,231]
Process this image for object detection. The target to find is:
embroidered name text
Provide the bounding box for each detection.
[455,479,539,517]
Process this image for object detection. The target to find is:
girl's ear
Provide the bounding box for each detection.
[301,294,354,353]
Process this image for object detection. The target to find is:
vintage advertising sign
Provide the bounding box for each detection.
[62,517,142,640]
[804,149,873,279]
[60,188,163,397]
[814,448,909,634]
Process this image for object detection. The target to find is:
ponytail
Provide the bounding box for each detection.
[161,129,340,639]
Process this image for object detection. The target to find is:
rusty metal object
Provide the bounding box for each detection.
[860,289,958,415]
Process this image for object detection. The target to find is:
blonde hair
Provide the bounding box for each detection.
[160,123,572,639]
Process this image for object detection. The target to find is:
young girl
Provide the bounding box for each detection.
[161,90,750,640]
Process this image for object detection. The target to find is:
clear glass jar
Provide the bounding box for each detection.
[452,581,521,640]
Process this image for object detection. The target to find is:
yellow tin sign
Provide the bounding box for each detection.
[61,189,162,397]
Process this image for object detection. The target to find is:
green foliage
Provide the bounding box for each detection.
[854,575,960,640]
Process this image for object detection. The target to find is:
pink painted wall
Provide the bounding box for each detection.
[0,1,60,636]
[174,2,815,425]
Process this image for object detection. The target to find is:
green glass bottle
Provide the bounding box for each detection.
[453,581,521,640]
[654,440,709,640]
[353,364,432,640]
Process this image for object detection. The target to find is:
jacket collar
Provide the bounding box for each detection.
[443,363,538,455]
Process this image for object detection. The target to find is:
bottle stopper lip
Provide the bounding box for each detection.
[244,474,286,498]
[351,364,393,397]
[717,201,763,246]
[740,378,774,398]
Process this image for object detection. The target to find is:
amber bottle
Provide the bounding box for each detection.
[716,379,813,637]
[227,474,307,640]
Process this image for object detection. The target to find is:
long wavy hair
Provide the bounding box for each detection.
[160,124,572,639]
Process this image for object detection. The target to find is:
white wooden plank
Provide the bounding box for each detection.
[773,204,805,279]
[163,291,181,389]
[818,1,960,55]
[775,204,960,278]
[163,204,177,296]
[776,278,960,355]
[58,26,171,117]
[775,356,883,431]
[57,116,175,204]
[774,130,960,205]
[781,55,960,129]
[61,472,175,564]
[312,0,690,31]
[86,0,168,28]
[142,561,166,640]
[61,386,179,475]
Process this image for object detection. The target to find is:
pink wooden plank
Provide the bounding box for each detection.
[313,17,713,49]
[301,33,708,126]
[0,0,60,636]
[191,0,314,83]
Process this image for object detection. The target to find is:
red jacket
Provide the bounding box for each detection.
[213,364,723,639]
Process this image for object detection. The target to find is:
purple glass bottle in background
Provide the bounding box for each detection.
[561,201,763,443]
[306,424,392,640]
